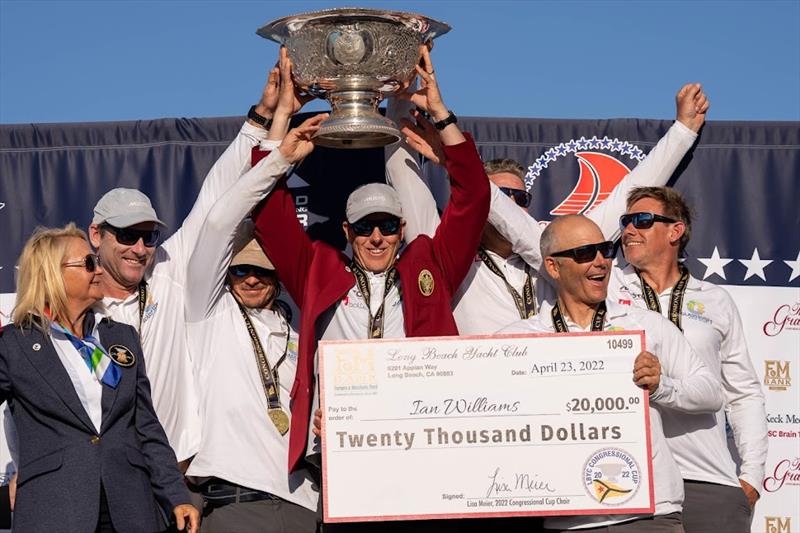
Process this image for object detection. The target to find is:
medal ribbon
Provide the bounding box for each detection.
[137,281,147,334]
[236,302,290,435]
[478,247,536,319]
[350,261,398,339]
[636,265,690,332]
[51,315,121,388]
[551,301,607,333]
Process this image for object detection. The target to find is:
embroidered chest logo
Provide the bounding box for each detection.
[418,269,434,297]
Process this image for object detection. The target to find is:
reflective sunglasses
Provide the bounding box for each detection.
[619,212,678,231]
[350,217,402,237]
[550,241,615,263]
[499,186,532,208]
[102,223,161,247]
[62,254,101,272]
[228,264,275,278]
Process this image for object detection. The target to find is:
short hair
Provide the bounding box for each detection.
[626,187,693,254]
[483,158,526,188]
[13,223,88,332]
[540,217,565,258]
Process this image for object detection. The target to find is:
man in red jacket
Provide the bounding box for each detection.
[252,48,490,474]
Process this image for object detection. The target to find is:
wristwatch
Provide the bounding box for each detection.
[433,110,457,130]
[247,105,273,130]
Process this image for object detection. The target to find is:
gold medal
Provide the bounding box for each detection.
[268,408,290,435]
[418,269,434,297]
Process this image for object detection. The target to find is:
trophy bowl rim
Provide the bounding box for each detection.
[256,7,451,43]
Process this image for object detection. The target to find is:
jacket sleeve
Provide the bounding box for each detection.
[251,147,315,307]
[648,314,724,413]
[720,291,768,493]
[132,332,191,513]
[432,135,491,295]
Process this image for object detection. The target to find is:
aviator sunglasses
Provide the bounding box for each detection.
[62,254,102,272]
[619,212,678,231]
[350,217,402,237]
[228,265,275,278]
[498,187,532,208]
[550,241,615,263]
[102,223,161,247]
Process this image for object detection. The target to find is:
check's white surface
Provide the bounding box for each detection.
[319,331,654,522]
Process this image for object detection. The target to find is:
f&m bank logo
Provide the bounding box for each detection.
[526,137,645,216]
[766,516,791,533]
[331,347,378,392]
[765,360,791,391]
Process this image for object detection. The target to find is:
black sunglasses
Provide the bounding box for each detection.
[102,223,161,247]
[550,241,615,263]
[62,254,101,272]
[619,212,678,231]
[350,217,402,237]
[228,265,276,278]
[499,186,532,208]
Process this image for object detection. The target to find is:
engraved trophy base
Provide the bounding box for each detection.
[315,89,401,149]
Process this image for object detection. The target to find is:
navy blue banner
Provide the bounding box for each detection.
[1,115,798,293]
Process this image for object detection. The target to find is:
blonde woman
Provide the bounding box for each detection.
[0,224,198,532]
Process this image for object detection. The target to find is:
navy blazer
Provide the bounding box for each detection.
[0,318,190,532]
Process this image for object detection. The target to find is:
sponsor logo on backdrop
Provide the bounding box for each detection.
[765,360,792,391]
[525,137,645,216]
[766,413,800,425]
[766,516,791,533]
[763,457,800,493]
[763,303,800,336]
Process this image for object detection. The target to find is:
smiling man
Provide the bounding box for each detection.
[609,187,767,532]
[251,49,490,476]
[500,214,723,532]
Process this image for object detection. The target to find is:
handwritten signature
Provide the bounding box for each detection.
[485,467,556,497]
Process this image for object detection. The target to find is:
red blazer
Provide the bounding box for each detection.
[252,136,489,471]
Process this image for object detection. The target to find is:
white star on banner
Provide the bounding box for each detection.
[739,248,772,281]
[784,250,800,282]
[697,247,733,280]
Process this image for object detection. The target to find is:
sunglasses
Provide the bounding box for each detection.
[102,223,161,247]
[619,212,678,231]
[350,217,402,237]
[499,186,532,208]
[550,241,615,263]
[228,265,275,278]
[62,254,101,272]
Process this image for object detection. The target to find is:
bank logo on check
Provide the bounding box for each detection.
[583,448,642,505]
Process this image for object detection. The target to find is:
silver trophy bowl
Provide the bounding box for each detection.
[257,8,450,149]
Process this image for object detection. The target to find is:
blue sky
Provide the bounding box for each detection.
[1,0,798,124]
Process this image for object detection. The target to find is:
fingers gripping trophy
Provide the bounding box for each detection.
[258,8,450,149]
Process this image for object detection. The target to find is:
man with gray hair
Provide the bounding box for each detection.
[86,67,288,463]
[500,214,723,532]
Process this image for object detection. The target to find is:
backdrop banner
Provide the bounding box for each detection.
[1,114,798,531]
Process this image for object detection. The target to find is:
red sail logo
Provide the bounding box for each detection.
[550,152,631,216]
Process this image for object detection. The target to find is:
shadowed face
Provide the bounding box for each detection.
[228,264,278,309]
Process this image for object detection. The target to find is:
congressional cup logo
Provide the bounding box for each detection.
[526,137,645,216]
[763,303,800,336]
[764,360,791,391]
[583,448,641,505]
[765,516,791,533]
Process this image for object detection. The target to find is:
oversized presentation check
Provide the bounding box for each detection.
[319,331,654,522]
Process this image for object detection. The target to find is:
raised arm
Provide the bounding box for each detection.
[384,94,440,240]
[587,83,708,240]
[720,292,767,500]
[252,114,328,306]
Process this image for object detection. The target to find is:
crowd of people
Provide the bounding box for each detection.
[0,44,766,533]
